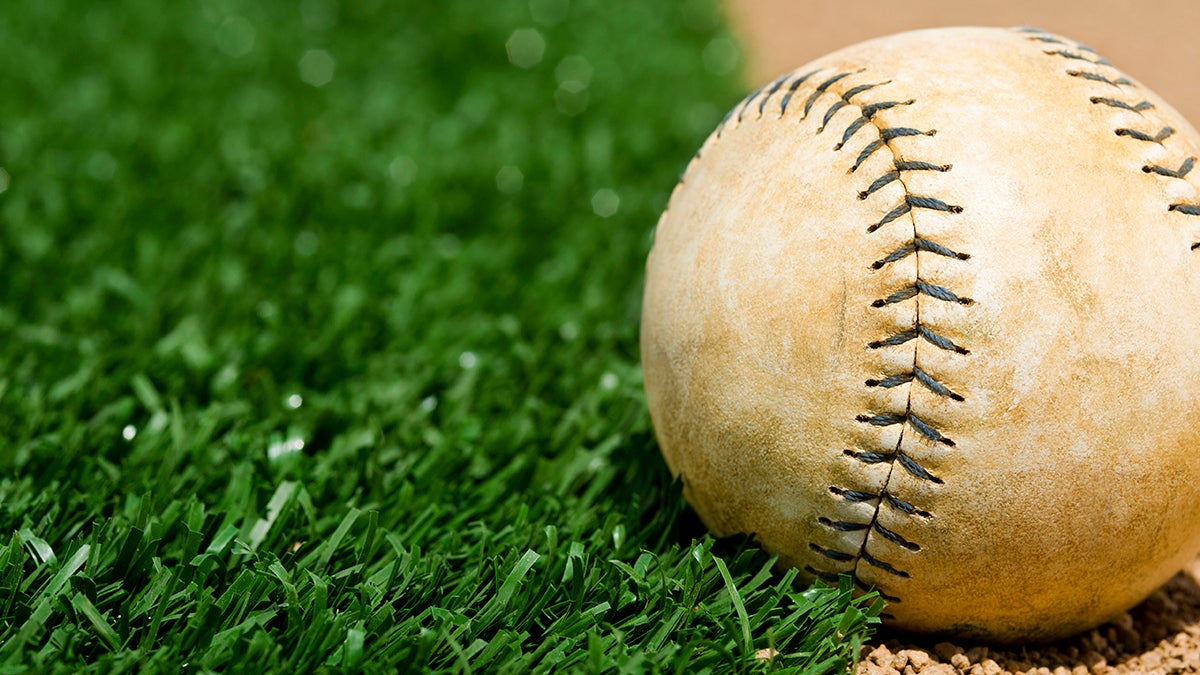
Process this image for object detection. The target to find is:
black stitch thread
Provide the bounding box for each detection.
[865,194,961,232]
[859,161,953,199]
[829,486,876,502]
[861,100,913,119]
[843,449,893,464]
[806,72,969,598]
[897,452,943,484]
[779,70,819,116]
[1116,127,1174,143]
[870,286,917,306]
[1144,158,1194,178]
[818,516,870,532]
[1090,96,1153,112]
[859,171,899,199]
[829,486,934,519]
[855,413,954,446]
[906,195,963,213]
[851,139,885,173]
[804,566,842,584]
[867,326,969,354]
[819,100,850,133]
[1044,48,1111,65]
[851,129,936,173]
[895,160,952,172]
[856,413,905,428]
[865,373,912,388]
[869,281,974,307]
[866,202,911,233]
[913,366,965,401]
[834,116,871,149]
[1067,70,1131,87]
[756,73,792,118]
[918,325,970,354]
[871,237,969,268]
[916,279,973,304]
[867,329,916,349]
[884,492,933,518]
[853,577,901,603]
[873,523,920,551]
[809,543,856,562]
[842,82,881,101]
[802,70,857,119]
[1033,28,1200,256]
[866,367,965,401]
[861,551,909,578]
[736,85,767,124]
[882,127,935,140]
[907,413,955,446]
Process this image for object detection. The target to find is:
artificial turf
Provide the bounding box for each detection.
[0,0,881,671]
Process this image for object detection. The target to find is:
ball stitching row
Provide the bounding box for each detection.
[1023,27,1200,248]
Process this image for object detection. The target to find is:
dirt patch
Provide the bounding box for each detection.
[856,557,1200,674]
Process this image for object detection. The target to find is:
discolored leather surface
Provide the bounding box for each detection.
[640,27,1200,643]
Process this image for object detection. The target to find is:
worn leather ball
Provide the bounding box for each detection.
[640,26,1200,643]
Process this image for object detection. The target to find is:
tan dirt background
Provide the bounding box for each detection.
[725,2,1200,672]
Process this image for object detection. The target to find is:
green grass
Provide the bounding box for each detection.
[0,0,881,671]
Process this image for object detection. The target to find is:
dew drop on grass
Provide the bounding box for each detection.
[702,37,739,76]
[286,394,303,409]
[122,425,137,441]
[419,395,437,412]
[216,16,256,58]
[298,49,336,86]
[294,231,319,256]
[459,351,478,369]
[591,189,619,217]
[86,152,116,181]
[600,372,618,390]
[495,165,524,194]
[268,437,305,460]
[554,85,587,116]
[506,28,545,69]
[432,234,462,258]
[388,156,417,185]
[555,55,592,89]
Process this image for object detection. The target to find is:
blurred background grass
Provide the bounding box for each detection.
[0,0,879,671]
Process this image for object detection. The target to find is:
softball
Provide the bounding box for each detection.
[640,26,1200,642]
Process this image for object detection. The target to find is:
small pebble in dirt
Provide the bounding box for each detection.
[965,647,989,664]
[934,643,963,662]
[907,650,934,669]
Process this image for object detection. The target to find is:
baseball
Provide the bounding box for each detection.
[641,26,1200,643]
